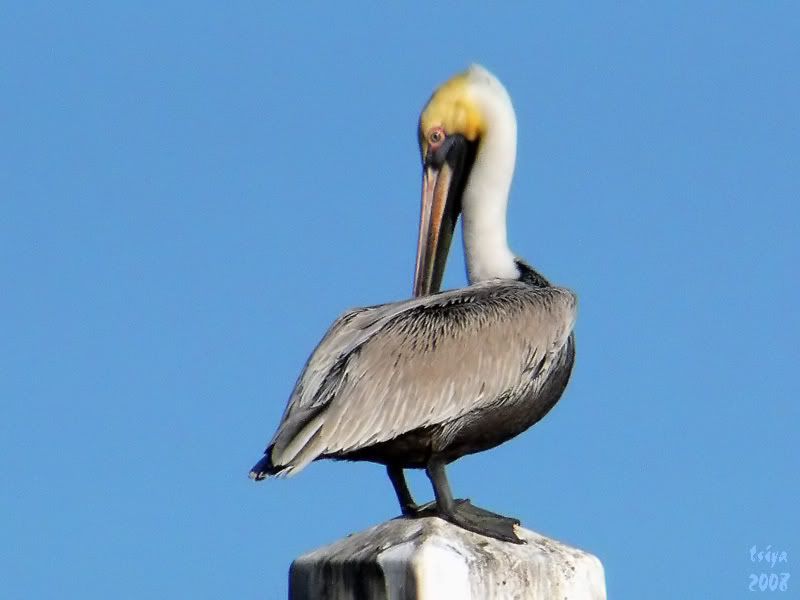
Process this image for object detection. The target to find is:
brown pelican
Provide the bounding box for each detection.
[250,65,576,543]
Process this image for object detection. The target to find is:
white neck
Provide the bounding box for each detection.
[461,72,519,284]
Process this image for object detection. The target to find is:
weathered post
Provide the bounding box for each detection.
[289,517,606,599]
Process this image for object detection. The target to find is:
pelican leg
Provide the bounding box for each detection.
[425,460,524,544]
[387,465,420,516]
[425,460,457,513]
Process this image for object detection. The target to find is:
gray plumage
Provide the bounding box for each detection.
[251,278,576,479]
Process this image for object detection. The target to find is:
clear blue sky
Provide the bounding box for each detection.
[2,3,798,599]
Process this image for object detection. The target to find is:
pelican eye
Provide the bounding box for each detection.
[428,128,445,147]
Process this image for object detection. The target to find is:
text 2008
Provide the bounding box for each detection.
[749,573,790,592]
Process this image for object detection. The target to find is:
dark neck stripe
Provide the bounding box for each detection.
[515,259,551,288]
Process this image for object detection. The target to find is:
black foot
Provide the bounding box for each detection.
[408,498,524,544]
[453,499,521,525]
[447,500,524,544]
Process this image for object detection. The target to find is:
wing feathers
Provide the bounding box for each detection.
[266,281,576,471]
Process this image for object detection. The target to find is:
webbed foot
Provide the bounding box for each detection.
[411,498,524,544]
[444,499,524,544]
[398,461,526,544]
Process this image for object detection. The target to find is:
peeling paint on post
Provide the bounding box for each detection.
[289,517,606,599]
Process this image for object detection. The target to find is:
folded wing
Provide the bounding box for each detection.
[267,280,576,474]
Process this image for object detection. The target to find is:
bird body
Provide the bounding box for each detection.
[253,273,575,478]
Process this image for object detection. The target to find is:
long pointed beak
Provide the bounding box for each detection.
[413,162,460,297]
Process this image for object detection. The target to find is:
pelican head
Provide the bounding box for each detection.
[413,64,519,297]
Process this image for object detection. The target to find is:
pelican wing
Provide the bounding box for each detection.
[269,280,576,473]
